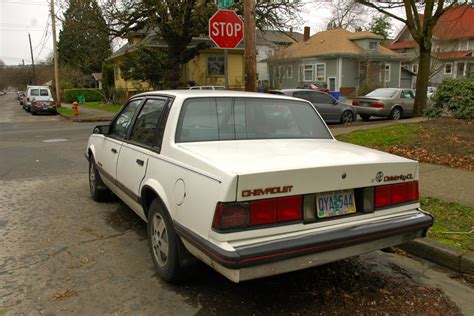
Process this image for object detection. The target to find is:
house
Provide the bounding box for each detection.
[108,29,245,96]
[267,28,403,96]
[92,73,102,89]
[256,29,303,87]
[389,4,474,86]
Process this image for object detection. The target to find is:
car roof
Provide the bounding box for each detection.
[133,90,308,101]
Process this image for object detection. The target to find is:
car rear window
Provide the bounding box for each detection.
[365,89,397,98]
[176,97,332,142]
[30,89,39,96]
[40,89,49,96]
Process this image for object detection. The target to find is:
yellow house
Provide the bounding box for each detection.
[108,31,245,97]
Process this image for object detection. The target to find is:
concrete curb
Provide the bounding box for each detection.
[398,238,474,275]
[57,112,112,123]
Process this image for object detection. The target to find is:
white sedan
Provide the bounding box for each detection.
[85,90,433,283]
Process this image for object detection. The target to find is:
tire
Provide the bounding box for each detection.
[148,199,194,283]
[88,157,110,202]
[360,114,371,121]
[340,111,354,124]
[389,107,402,120]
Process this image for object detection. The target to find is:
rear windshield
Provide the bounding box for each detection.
[30,89,39,96]
[40,89,49,96]
[365,89,397,98]
[176,97,332,142]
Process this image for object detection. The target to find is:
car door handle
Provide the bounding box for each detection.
[111,148,117,154]
[136,159,144,166]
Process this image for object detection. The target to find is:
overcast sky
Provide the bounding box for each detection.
[0,0,401,66]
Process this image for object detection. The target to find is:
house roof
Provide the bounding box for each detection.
[348,32,384,40]
[388,41,417,50]
[256,30,301,46]
[271,28,400,60]
[433,5,474,40]
[92,72,102,81]
[433,50,472,60]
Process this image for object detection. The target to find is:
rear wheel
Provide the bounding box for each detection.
[389,107,402,120]
[88,157,110,202]
[340,111,354,124]
[360,114,371,121]
[148,199,195,283]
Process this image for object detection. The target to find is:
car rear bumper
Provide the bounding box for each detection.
[355,107,389,116]
[175,210,433,282]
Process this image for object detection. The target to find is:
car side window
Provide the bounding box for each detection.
[129,99,167,147]
[293,91,311,101]
[401,90,414,99]
[109,99,142,139]
[310,92,333,104]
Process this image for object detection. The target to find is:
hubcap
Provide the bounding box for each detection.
[89,163,96,192]
[151,213,169,267]
[392,109,401,120]
[342,112,352,124]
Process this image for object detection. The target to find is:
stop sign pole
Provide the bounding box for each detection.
[209,9,244,89]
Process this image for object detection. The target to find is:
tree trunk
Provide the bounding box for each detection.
[413,47,431,117]
[165,51,182,89]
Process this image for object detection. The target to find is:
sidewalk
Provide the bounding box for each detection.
[331,118,474,274]
[59,103,115,122]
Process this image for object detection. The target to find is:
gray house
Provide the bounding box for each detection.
[268,28,403,96]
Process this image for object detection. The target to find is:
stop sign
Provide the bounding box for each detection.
[209,9,244,49]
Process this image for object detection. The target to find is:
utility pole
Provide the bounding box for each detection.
[244,0,256,92]
[28,33,36,85]
[50,0,61,106]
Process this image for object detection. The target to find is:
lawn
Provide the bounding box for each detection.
[421,197,474,252]
[81,102,122,113]
[337,118,474,170]
[57,107,74,118]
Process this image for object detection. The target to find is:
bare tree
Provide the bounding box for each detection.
[356,0,469,116]
[326,0,367,31]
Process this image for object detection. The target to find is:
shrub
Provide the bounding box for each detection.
[426,78,474,120]
[357,82,381,97]
[64,88,103,103]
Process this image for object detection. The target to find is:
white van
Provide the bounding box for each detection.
[24,86,53,112]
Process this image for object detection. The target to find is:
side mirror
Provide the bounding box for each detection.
[93,125,110,135]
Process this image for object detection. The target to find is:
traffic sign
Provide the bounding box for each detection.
[209,9,244,49]
[218,0,234,9]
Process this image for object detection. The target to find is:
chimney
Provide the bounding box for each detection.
[304,26,310,42]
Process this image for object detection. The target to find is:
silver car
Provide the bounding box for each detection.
[272,89,357,124]
[352,88,415,121]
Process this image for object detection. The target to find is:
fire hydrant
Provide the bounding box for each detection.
[72,101,79,115]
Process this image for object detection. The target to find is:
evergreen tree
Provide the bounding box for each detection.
[368,15,391,40]
[58,0,111,75]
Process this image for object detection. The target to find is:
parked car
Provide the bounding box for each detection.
[352,88,415,120]
[23,86,53,112]
[427,86,437,99]
[86,90,433,283]
[276,89,357,124]
[189,85,226,90]
[16,91,25,100]
[296,83,330,93]
[30,100,57,115]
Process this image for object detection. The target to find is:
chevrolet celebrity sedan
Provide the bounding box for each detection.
[85,90,433,283]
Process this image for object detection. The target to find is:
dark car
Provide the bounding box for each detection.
[296,83,330,94]
[30,100,57,115]
[277,89,357,124]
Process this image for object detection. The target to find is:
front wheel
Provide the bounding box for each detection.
[148,199,194,283]
[88,157,110,202]
[340,111,354,124]
[389,107,402,120]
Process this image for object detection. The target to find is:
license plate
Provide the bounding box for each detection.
[43,106,48,110]
[317,189,356,218]
[361,102,369,107]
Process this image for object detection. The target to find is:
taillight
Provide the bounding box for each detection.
[375,181,418,209]
[352,101,359,106]
[371,102,385,108]
[213,196,303,231]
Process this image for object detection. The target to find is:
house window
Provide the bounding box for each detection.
[286,66,292,79]
[208,55,225,76]
[304,65,313,81]
[369,41,378,50]
[444,63,453,74]
[384,64,391,82]
[316,64,325,82]
[459,40,468,51]
[412,64,418,74]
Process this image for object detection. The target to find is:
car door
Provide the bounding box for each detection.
[309,91,338,122]
[400,90,415,116]
[94,98,143,184]
[116,98,168,203]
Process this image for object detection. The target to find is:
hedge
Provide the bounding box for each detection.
[63,88,103,103]
[426,78,474,120]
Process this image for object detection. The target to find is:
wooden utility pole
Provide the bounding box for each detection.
[50,0,61,106]
[28,33,36,85]
[244,0,256,91]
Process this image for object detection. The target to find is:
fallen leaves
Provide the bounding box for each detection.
[52,289,77,301]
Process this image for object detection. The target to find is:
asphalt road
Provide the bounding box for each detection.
[1,92,473,315]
